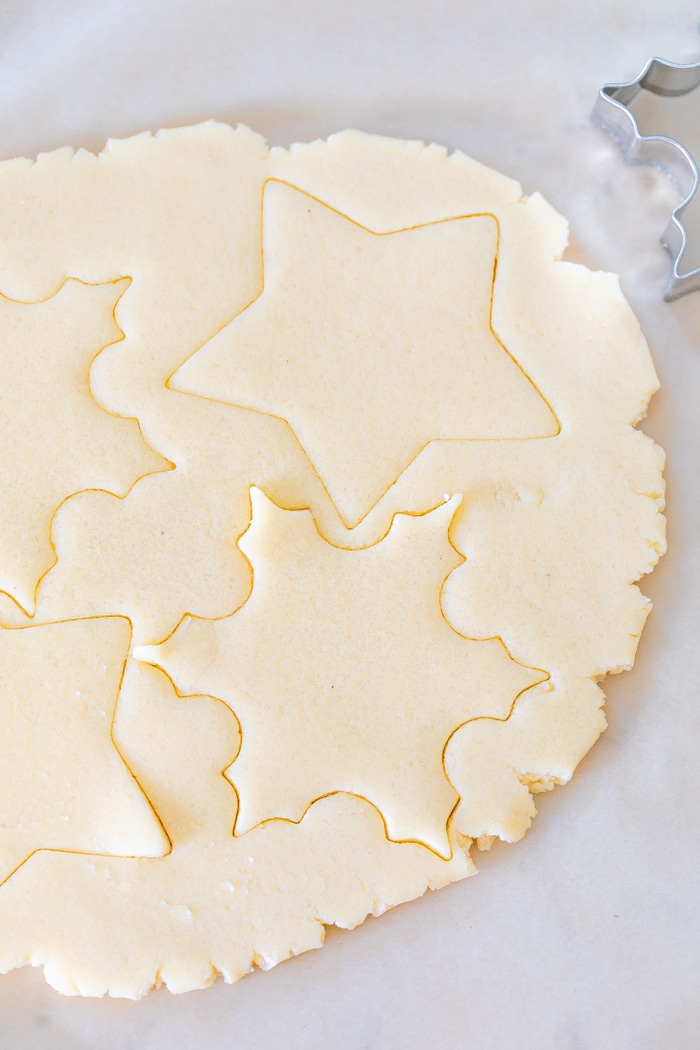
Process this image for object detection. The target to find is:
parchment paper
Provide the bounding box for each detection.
[0,3,697,1047]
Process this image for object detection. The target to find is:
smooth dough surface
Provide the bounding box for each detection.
[0,123,664,998]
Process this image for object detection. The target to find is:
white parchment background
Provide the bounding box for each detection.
[0,2,698,1048]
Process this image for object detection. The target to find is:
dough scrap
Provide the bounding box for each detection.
[0,123,665,998]
[1,471,248,644]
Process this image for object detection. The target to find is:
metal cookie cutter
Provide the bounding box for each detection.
[592,56,700,301]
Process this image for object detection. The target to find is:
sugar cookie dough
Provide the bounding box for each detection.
[0,123,664,998]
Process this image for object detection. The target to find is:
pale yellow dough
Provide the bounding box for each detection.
[0,123,664,998]
[136,490,545,856]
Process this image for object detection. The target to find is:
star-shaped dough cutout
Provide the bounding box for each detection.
[171,181,558,526]
[0,616,170,886]
[0,279,166,613]
[136,488,546,857]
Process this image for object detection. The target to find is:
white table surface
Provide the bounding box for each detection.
[0,3,698,1047]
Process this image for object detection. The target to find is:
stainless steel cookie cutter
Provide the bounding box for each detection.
[592,56,700,301]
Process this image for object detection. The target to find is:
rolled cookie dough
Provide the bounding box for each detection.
[0,124,664,997]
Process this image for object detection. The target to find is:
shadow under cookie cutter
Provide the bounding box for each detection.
[592,56,700,301]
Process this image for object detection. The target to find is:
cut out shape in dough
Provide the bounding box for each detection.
[171,181,558,527]
[136,487,547,857]
[0,279,166,613]
[0,616,169,886]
